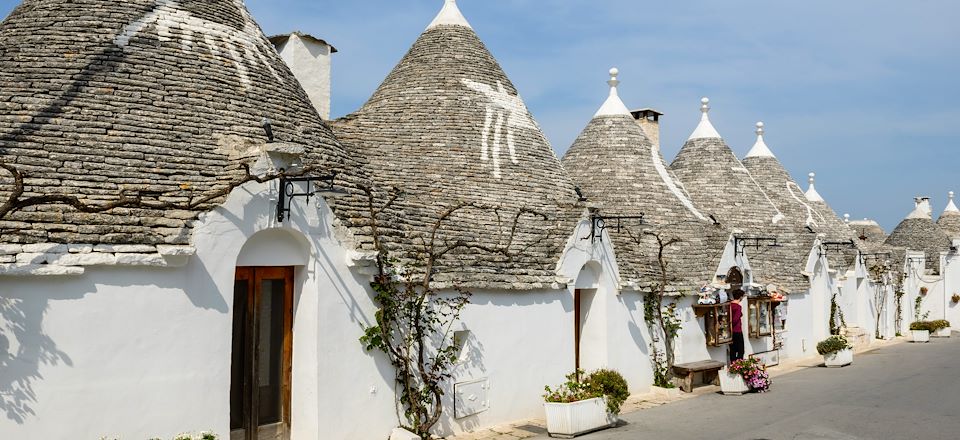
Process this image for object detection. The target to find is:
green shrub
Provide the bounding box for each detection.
[930,320,951,331]
[816,335,852,355]
[584,369,630,415]
[544,370,602,404]
[910,321,934,331]
[544,369,631,415]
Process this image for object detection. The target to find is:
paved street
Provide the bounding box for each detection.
[536,337,960,440]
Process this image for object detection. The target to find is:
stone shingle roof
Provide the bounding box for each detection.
[330,12,581,289]
[884,199,950,272]
[562,109,729,294]
[741,154,838,284]
[850,219,887,247]
[885,217,951,272]
[937,214,960,240]
[669,110,810,292]
[937,194,960,239]
[0,0,365,273]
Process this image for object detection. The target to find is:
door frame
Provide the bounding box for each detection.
[232,266,294,440]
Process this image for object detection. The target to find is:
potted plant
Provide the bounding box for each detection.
[543,369,628,438]
[931,319,952,338]
[909,321,932,343]
[920,287,929,295]
[951,294,960,305]
[817,335,853,367]
[722,357,770,395]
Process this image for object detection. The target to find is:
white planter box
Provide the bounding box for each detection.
[389,427,420,440]
[544,397,616,438]
[823,348,853,367]
[911,330,930,343]
[719,367,750,395]
[933,327,951,338]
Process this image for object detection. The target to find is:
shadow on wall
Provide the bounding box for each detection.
[619,292,651,358]
[0,279,93,424]
[438,324,488,436]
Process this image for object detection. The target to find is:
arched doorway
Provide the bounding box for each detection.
[231,229,308,440]
[727,267,744,291]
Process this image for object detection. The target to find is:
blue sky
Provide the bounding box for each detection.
[2,1,958,231]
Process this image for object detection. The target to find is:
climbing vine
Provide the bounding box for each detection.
[356,187,561,439]
[829,293,848,336]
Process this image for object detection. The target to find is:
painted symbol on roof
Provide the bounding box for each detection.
[461,79,540,179]
[113,0,281,90]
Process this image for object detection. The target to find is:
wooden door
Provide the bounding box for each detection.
[231,267,294,440]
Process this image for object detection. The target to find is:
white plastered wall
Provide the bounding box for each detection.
[273,34,333,120]
[0,180,399,440]
[432,219,647,437]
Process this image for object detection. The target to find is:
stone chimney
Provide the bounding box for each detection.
[908,196,933,219]
[630,108,662,148]
[270,32,336,120]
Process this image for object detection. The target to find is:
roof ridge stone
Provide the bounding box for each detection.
[427,0,472,30]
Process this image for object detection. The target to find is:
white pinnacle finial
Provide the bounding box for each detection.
[944,191,960,214]
[427,0,472,30]
[594,67,630,117]
[608,68,620,87]
[688,96,721,140]
[844,213,851,224]
[745,121,775,158]
[805,172,824,202]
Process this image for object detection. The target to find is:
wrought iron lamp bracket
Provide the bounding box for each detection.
[734,236,780,257]
[584,213,645,243]
[276,172,338,223]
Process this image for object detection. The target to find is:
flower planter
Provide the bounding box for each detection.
[389,427,419,440]
[719,367,750,396]
[933,327,951,338]
[543,397,616,438]
[911,330,930,343]
[823,348,853,367]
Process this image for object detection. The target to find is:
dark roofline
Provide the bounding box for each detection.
[630,108,663,116]
[268,31,338,53]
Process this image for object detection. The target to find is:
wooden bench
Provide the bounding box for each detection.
[672,360,725,393]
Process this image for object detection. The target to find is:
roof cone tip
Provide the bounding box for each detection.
[428,0,472,30]
[745,120,775,158]
[944,191,960,214]
[688,96,721,140]
[594,67,631,117]
[805,172,825,202]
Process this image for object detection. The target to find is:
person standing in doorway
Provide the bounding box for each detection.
[730,289,745,363]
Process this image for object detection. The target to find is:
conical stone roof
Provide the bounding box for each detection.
[670,100,811,292]
[562,71,727,294]
[937,192,960,240]
[850,219,887,251]
[740,126,850,279]
[670,100,784,232]
[885,198,951,272]
[0,0,359,248]
[331,1,580,289]
[743,124,830,233]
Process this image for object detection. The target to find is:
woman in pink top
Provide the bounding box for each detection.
[729,289,745,363]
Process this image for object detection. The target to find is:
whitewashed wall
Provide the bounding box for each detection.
[0,180,399,439]
[273,34,333,120]
[943,250,960,329]
[0,198,653,440]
